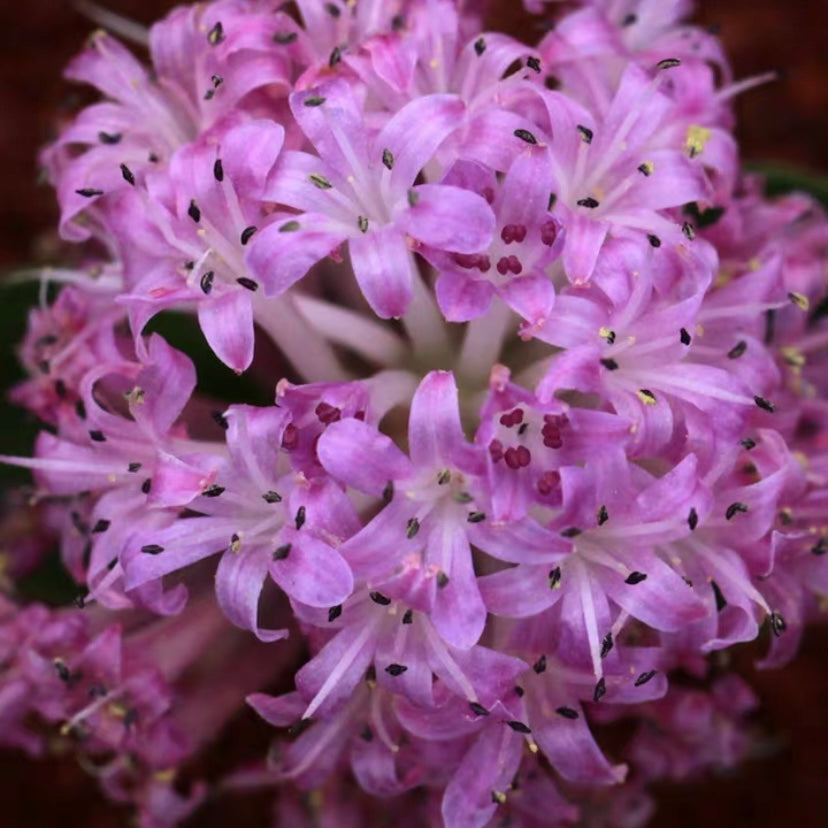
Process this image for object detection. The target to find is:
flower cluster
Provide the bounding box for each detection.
[2,0,827,825]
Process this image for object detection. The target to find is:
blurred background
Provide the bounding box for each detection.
[0,1,825,825]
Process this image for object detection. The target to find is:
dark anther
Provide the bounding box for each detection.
[309,172,332,189]
[469,701,489,716]
[727,340,747,359]
[407,188,419,206]
[683,202,725,227]
[357,215,369,233]
[600,358,619,371]
[548,192,557,210]
[506,720,531,734]
[200,270,214,294]
[329,46,342,68]
[141,478,152,494]
[467,511,486,523]
[262,490,282,503]
[621,13,637,25]
[725,502,748,520]
[474,37,486,56]
[561,527,581,538]
[360,724,372,741]
[240,226,257,246]
[212,410,229,429]
[53,659,71,682]
[202,484,224,497]
[514,685,525,697]
[402,608,413,624]
[711,580,727,612]
[688,507,699,531]
[75,399,87,419]
[382,480,394,503]
[75,188,103,198]
[213,159,224,181]
[763,309,776,344]
[273,30,298,44]
[754,395,775,413]
[513,128,538,145]
[365,665,377,683]
[576,124,593,144]
[638,162,653,176]
[811,537,827,556]
[625,571,648,585]
[323,2,340,17]
[436,572,450,590]
[549,566,562,588]
[91,519,111,533]
[601,632,613,658]
[647,234,661,248]
[120,163,135,186]
[303,94,325,106]
[207,21,224,45]
[634,670,657,687]
[682,222,696,240]
[533,654,547,674]
[381,148,394,170]
[187,199,201,222]
[327,604,342,622]
[680,327,692,345]
[273,543,292,564]
[211,74,223,88]
[141,544,164,555]
[740,437,757,450]
[769,611,786,636]
[657,58,682,69]
[370,591,391,606]
[555,706,579,719]
[526,56,541,73]
[385,663,407,676]
[54,379,67,398]
[593,677,606,702]
[236,277,259,291]
[287,718,311,736]
[577,196,600,208]
[89,430,106,442]
[295,505,306,530]
[597,504,609,526]
[98,131,122,144]
[406,517,420,539]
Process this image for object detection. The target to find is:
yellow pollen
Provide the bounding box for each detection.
[528,741,539,753]
[492,790,507,804]
[748,257,762,271]
[685,124,711,158]
[636,389,657,405]
[154,768,176,782]
[639,160,654,175]
[780,346,805,370]
[789,291,810,311]
[598,326,613,340]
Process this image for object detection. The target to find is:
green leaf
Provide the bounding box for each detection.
[748,162,828,208]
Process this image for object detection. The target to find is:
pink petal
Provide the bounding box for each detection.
[197,291,254,373]
[397,184,495,253]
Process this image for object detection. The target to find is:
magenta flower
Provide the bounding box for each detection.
[246,79,495,317]
[3,1,827,825]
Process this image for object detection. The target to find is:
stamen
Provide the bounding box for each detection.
[555,706,578,719]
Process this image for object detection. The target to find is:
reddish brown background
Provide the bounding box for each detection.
[0,1,826,826]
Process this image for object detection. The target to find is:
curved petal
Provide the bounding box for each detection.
[198,290,254,374]
[397,184,495,254]
[245,214,348,295]
[348,223,414,318]
[270,531,354,608]
[216,546,289,641]
[317,418,412,495]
